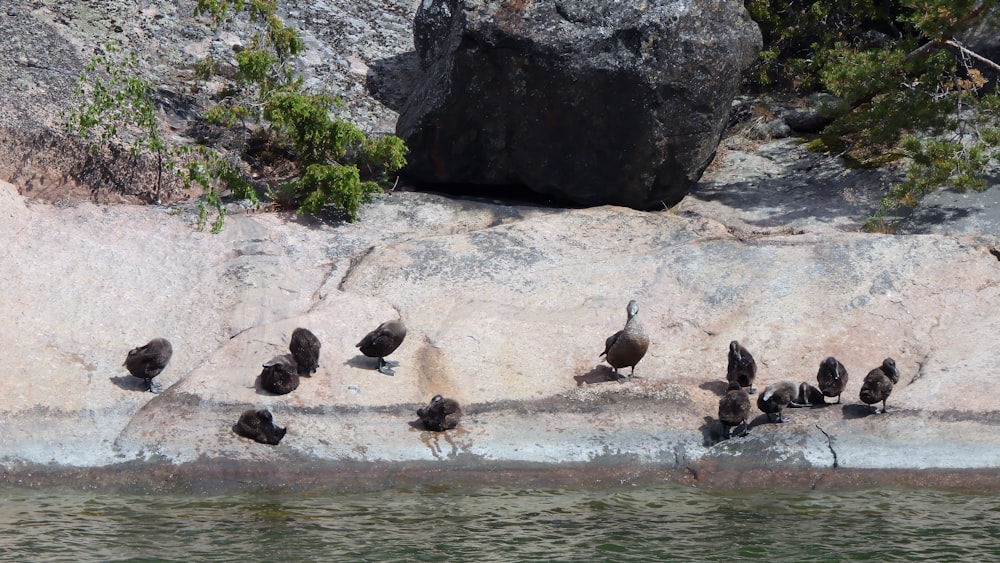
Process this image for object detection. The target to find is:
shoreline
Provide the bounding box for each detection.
[3,458,1000,495]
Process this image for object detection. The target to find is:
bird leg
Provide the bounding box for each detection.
[377,357,397,376]
[722,424,731,440]
[146,378,162,394]
[737,420,749,437]
[746,386,756,395]
[615,368,628,384]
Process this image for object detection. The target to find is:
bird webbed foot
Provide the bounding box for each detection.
[146,379,162,394]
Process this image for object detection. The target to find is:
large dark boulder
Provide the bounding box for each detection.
[398,0,762,209]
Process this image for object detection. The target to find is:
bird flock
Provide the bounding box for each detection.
[123,319,461,446]
[122,300,901,447]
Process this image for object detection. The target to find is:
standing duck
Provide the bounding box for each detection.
[600,300,649,383]
[816,356,849,404]
[718,381,751,438]
[260,362,299,395]
[123,337,173,394]
[234,409,287,445]
[290,327,321,376]
[417,395,462,431]
[757,380,801,423]
[727,340,757,394]
[859,358,900,414]
[357,319,407,376]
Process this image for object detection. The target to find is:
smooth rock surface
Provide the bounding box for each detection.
[2,174,1000,490]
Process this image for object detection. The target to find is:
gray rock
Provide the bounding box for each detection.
[397,0,762,209]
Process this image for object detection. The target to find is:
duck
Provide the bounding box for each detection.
[260,362,299,395]
[289,327,321,376]
[234,409,287,445]
[600,300,649,383]
[417,395,462,431]
[718,380,751,438]
[123,337,173,394]
[356,319,407,376]
[757,380,800,423]
[795,382,826,406]
[726,340,757,394]
[859,357,900,414]
[816,356,849,404]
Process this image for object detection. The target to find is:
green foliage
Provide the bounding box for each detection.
[194,0,406,221]
[64,42,258,232]
[745,0,1000,229]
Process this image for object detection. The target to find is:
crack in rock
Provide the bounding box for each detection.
[815,424,838,468]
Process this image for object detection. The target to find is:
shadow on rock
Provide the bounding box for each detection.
[700,415,725,447]
[365,52,422,113]
[842,404,875,419]
[699,380,728,397]
[346,354,382,372]
[573,366,618,386]
[108,375,150,392]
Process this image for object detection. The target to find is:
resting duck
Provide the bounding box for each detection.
[357,320,407,376]
[260,362,299,395]
[600,300,649,383]
[859,357,900,414]
[234,409,287,445]
[726,340,757,394]
[816,356,849,404]
[757,380,801,423]
[718,381,751,438]
[417,395,462,431]
[123,338,173,394]
[290,327,321,376]
[795,382,826,406]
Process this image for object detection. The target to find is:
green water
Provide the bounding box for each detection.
[0,484,997,561]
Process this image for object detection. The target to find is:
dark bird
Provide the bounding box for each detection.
[356,319,407,376]
[718,380,751,439]
[757,380,801,423]
[726,340,757,394]
[417,395,462,431]
[290,327,321,376]
[600,300,650,383]
[123,338,173,394]
[816,356,849,404]
[795,382,826,407]
[234,409,287,445]
[859,357,900,414]
[260,362,299,395]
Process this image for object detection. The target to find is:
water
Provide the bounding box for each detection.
[0,484,997,561]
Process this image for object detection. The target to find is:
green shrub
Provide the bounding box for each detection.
[745,0,1000,229]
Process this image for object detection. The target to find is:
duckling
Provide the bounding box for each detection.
[290,327,321,376]
[795,382,826,407]
[600,300,649,383]
[859,358,900,414]
[727,340,757,394]
[260,362,299,395]
[356,320,407,376]
[757,380,801,423]
[816,356,849,404]
[234,409,287,445]
[416,395,462,431]
[718,381,751,438]
[123,338,173,394]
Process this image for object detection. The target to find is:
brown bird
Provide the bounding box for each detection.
[234,409,287,445]
[260,362,299,395]
[600,300,649,383]
[718,380,751,438]
[417,395,462,431]
[795,382,826,407]
[357,320,407,376]
[290,327,321,376]
[816,356,849,404]
[123,338,173,394]
[757,380,801,423]
[859,357,900,414]
[727,340,757,394]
